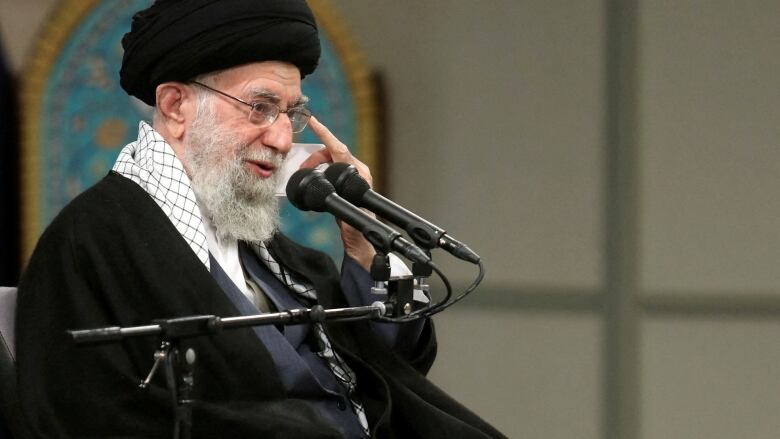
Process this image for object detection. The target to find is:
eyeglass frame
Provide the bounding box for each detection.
[189,81,312,133]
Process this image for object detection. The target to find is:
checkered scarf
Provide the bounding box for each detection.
[113,122,210,270]
[252,242,370,436]
[113,122,369,435]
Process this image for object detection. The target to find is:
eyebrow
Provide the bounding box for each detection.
[246,87,309,108]
[248,89,280,102]
[294,95,310,107]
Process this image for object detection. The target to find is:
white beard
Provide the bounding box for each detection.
[184,106,284,244]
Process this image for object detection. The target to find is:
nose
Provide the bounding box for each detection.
[259,114,293,155]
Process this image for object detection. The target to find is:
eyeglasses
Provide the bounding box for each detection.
[190,81,312,133]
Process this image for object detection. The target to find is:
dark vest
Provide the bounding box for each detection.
[208,242,366,438]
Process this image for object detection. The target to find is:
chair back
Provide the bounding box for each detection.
[0,286,16,360]
[0,286,31,439]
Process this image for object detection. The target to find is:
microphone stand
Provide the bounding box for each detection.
[68,304,385,439]
[370,252,390,296]
[412,252,432,304]
[369,251,418,318]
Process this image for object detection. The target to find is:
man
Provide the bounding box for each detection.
[16,1,504,438]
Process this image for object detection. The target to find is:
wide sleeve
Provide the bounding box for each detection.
[15,184,345,438]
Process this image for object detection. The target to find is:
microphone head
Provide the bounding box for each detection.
[324,162,370,204]
[286,168,335,212]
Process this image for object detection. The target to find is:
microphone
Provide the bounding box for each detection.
[324,163,480,263]
[286,168,431,265]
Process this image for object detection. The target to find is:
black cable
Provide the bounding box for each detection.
[372,257,484,322]
[417,261,453,316]
[424,259,484,316]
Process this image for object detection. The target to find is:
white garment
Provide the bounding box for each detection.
[200,214,254,300]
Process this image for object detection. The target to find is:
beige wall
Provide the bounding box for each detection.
[2,1,779,438]
[637,1,780,438]
[0,0,58,71]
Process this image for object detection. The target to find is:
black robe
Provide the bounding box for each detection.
[16,172,505,438]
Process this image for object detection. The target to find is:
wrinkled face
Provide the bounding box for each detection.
[183,61,305,243]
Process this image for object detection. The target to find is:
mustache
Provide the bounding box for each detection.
[236,144,286,168]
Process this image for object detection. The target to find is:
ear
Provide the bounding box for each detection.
[155,82,197,140]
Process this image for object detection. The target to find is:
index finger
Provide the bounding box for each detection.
[308,116,353,163]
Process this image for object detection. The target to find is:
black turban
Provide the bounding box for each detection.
[119,0,320,106]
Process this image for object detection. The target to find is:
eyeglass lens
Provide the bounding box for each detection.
[249,102,310,133]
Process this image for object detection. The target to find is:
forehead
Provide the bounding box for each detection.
[215,61,302,99]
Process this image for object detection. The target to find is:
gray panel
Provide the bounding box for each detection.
[429,308,603,439]
[638,0,780,292]
[0,0,61,71]
[332,0,605,288]
[641,317,780,439]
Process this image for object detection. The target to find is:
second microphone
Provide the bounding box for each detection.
[285,168,431,265]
